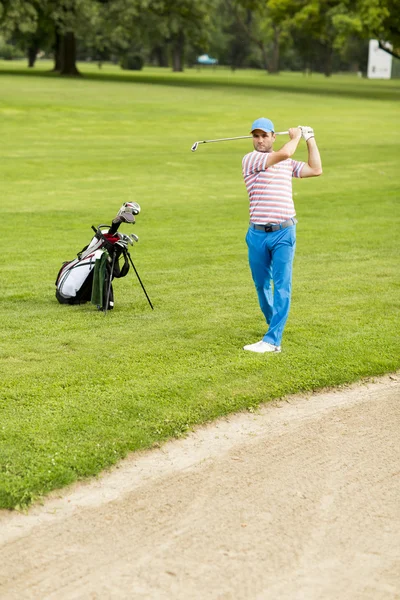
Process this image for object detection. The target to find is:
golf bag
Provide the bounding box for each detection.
[55,228,130,311]
[55,203,153,312]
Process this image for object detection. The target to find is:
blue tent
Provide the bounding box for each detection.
[197,54,218,65]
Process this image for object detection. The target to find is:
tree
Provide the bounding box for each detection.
[356,0,400,58]
[149,0,217,71]
[50,0,101,75]
[224,0,301,73]
[0,0,38,37]
[225,1,272,71]
[0,0,106,75]
[84,0,147,68]
[0,0,51,67]
[22,5,55,67]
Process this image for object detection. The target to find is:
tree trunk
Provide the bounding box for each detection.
[323,45,333,77]
[257,41,269,71]
[268,26,280,74]
[52,29,62,72]
[171,30,185,72]
[28,46,38,68]
[60,32,80,76]
[152,45,168,67]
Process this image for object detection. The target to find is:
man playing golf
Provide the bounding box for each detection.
[243,118,322,353]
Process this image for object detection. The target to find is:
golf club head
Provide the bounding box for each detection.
[117,233,131,245]
[115,202,141,224]
[191,142,199,152]
[125,202,141,215]
[117,233,139,245]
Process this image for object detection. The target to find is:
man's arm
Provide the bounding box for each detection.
[300,136,323,178]
[266,127,302,167]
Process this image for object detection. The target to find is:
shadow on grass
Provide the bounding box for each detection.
[1,66,399,102]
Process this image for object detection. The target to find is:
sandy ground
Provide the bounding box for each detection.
[1,374,399,600]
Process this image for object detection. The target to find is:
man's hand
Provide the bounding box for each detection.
[297,126,322,178]
[298,126,314,141]
[289,127,302,140]
[266,127,301,167]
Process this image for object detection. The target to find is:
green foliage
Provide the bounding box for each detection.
[1,0,399,71]
[331,12,362,52]
[0,0,38,36]
[85,0,144,58]
[0,35,24,58]
[356,0,400,54]
[0,62,399,508]
[120,51,144,70]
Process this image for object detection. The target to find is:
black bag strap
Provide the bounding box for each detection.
[112,251,130,278]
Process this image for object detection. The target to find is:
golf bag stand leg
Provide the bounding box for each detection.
[126,252,154,310]
[104,250,117,315]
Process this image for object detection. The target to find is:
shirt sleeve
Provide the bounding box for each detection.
[242,152,269,176]
[291,159,306,178]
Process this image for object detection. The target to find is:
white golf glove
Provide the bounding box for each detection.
[298,125,314,141]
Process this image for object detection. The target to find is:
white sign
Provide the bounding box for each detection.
[367,39,392,79]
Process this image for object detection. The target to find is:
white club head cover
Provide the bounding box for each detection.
[114,202,141,224]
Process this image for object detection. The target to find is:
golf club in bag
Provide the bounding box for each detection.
[55,202,154,313]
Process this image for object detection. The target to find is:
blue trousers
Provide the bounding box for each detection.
[246,224,296,346]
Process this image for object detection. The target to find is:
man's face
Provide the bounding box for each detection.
[252,129,276,152]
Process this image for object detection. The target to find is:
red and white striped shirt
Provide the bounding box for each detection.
[242,151,305,224]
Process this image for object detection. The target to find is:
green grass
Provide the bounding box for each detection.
[1,61,399,509]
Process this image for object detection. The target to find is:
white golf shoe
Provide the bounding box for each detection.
[243,340,281,353]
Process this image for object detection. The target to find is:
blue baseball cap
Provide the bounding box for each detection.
[251,117,275,133]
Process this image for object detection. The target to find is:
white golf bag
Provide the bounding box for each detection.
[55,228,130,310]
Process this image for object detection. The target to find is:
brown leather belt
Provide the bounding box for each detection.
[250,218,297,232]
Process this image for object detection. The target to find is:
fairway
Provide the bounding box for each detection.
[1,62,399,509]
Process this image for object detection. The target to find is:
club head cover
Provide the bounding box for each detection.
[115,202,141,224]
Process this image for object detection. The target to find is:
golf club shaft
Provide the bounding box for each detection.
[202,132,288,144]
[191,131,288,152]
[199,135,252,144]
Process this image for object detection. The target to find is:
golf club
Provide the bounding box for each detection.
[116,232,139,246]
[191,131,289,152]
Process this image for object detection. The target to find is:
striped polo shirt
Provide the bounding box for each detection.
[242,151,305,224]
